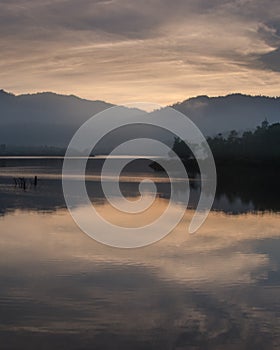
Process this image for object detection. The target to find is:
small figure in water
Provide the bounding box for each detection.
[34,176,38,187]
[13,178,18,187]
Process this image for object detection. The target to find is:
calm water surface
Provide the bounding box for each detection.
[0,158,280,349]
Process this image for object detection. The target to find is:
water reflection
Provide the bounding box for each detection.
[0,207,280,349]
[0,159,280,349]
[1,158,280,215]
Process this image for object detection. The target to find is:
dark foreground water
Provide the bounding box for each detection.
[0,158,280,349]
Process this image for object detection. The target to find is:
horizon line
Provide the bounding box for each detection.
[1,88,280,107]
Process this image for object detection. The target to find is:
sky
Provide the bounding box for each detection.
[0,0,280,105]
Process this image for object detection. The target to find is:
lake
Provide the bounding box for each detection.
[0,158,280,349]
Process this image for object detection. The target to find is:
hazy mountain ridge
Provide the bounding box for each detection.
[0,90,280,150]
[0,90,113,147]
[171,93,280,135]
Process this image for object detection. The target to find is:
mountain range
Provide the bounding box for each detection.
[0,89,279,153]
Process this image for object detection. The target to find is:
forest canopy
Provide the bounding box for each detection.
[172,120,280,166]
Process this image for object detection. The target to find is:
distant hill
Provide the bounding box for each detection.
[0,90,113,147]
[172,94,280,136]
[0,90,280,153]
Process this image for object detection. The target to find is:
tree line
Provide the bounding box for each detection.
[172,120,280,166]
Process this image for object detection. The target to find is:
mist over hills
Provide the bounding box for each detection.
[172,94,280,136]
[0,90,279,154]
[0,89,113,148]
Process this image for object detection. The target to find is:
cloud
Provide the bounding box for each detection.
[260,48,280,72]
[0,0,280,103]
[255,21,280,72]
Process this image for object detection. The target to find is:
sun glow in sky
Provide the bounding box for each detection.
[1,0,280,104]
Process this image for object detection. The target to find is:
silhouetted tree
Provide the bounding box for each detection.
[172,119,280,166]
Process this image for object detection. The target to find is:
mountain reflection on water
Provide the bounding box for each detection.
[0,158,279,216]
[0,158,280,349]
